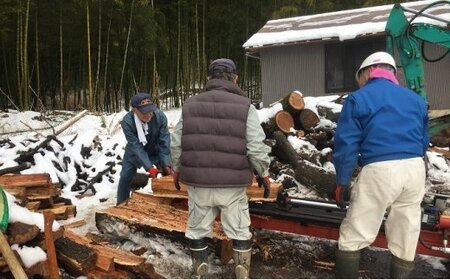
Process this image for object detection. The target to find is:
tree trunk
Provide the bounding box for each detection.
[294,159,335,197]
[86,1,94,111]
[118,0,134,100]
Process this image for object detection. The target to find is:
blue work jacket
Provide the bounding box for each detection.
[121,110,171,170]
[333,78,429,185]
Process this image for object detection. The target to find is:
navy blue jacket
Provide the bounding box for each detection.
[333,78,429,185]
[121,110,171,170]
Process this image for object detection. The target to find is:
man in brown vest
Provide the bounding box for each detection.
[171,58,271,278]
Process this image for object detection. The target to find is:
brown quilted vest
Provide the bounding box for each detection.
[179,79,252,188]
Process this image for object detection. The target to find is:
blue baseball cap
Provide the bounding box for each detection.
[131,93,157,113]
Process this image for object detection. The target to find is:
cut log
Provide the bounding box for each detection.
[281,91,305,115]
[7,222,40,245]
[272,131,299,165]
[262,110,295,137]
[25,201,40,211]
[150,176,282,202]
[294,160,336,197]
[295,109,320,131]
[62,219,86,230]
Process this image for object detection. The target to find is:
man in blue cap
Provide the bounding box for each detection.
[117,93,172,204]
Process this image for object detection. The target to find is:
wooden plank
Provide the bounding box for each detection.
[151,176,281,202]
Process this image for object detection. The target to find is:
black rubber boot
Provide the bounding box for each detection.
[189,239,209,279]
[390,255,414,279]
[233,239,252,279]
[335,249,360,279]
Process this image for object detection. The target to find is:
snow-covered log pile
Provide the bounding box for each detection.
[257,91,450,201]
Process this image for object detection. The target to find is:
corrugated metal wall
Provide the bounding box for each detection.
[260,43,325,106]
[423,44,450,110]
[260,42,449,109]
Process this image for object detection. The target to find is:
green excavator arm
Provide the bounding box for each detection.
[385,1,450,137]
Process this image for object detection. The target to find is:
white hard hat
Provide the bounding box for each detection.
[356,51,397,79]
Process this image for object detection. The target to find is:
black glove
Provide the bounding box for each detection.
[329,184,350,209]
[173,171,181,191]
[256,176,271,198]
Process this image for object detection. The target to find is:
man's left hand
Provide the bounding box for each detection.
[329,184,350,209]
[163,165,173,176]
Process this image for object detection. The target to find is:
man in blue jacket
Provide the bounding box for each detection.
[117,93,172,204]
[331,52,429,279]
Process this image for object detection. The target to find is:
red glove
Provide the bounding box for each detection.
[329,184,350,209]
[163,165,173,176]
[173,171,181,191]
[147,167,159,179]
[256,176,271,198]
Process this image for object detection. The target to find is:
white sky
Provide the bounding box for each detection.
[1,94,449,271]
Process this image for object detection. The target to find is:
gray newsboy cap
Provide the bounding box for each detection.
[208,58,237,76]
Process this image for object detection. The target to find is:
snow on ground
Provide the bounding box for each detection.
[0,95,449,277]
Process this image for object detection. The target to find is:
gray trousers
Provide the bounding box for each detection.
[185,186,252,241]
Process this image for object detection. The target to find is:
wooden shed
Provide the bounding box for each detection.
[243,0,450,110]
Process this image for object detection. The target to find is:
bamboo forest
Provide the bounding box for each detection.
[0,0,407,112]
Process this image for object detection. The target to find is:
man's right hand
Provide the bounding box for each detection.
[147,167,159,179]
[173,171,181,191]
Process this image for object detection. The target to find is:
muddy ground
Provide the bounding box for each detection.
[135,229,448,279]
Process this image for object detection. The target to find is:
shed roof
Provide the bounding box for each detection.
[243,0,450,52]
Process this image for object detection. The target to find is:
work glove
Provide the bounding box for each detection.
[173,171,181,191]
[162,165,173,176]
[329,184,350,209]
[147,166,159,179]
[256,176,271,198]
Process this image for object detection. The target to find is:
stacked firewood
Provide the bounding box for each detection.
[0,173,76,220]
[261,91,343,197]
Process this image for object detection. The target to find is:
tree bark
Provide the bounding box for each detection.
[294,160,335,197]
[295,109,320,131]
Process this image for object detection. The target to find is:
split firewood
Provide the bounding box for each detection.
[6,222,40,245]
[150,175,281,202]
[25,259,50,278]
[63,230,163,278]
[62,219,86,230]
[281,91,305,115]
[96,193,228,252]
[55,236,97,276]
